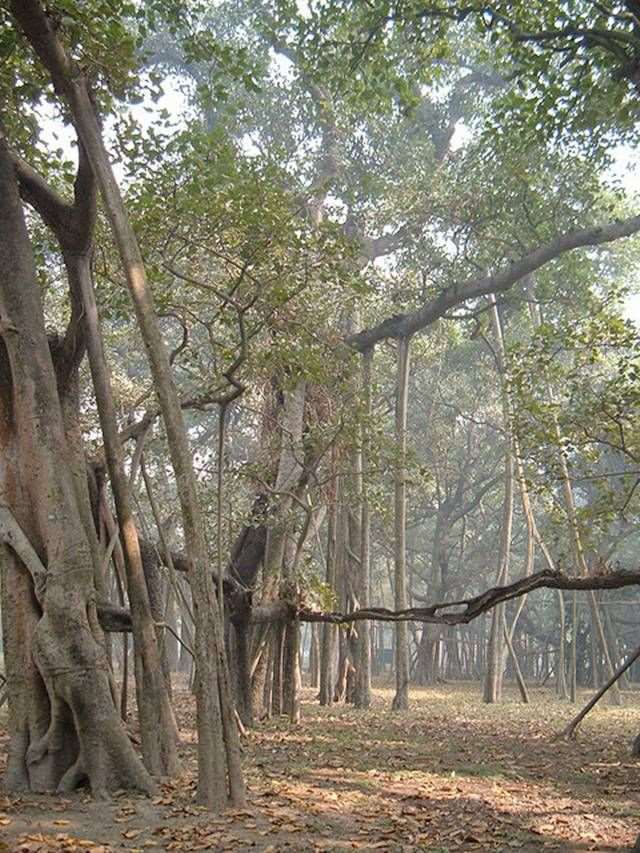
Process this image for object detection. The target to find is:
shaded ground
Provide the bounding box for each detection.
[1,681,639,851]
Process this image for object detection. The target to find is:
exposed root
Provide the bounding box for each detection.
[57,755,87,793]
[26,613,156,797]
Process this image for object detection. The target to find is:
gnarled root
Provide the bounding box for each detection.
[23,610,155,797]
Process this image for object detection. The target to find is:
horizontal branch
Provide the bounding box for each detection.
[298,568,640,625]
[347,213,640,351]
[97,598,291,633]
[96,600,133,632]
[99,567,640,633]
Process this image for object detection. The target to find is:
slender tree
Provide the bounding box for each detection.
[392,337,411,711]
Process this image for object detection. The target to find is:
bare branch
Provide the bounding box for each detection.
[299,568,640,625]
[101,566,640,633]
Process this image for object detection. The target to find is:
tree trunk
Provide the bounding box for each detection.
[528,298,621,706]
[164,589,180,672]
[179,581,194,676]
[556,438,621,704]
[418,514,449,687]
[271,622,284,716]
[9,1,246,808]
[502,613,529,703]
[354,350,373,707]
[333,633,352,703]
[264,381,306,722]
[258,629,274,718]
[392,338,411,711]
[309,623,320,689]
[283,620,301,723]
[562,642,640,741]
[319,489,338,706]
[0,137,152,796]
[139,543,173,694]
[76,251,178,775]
[556,590,569,699]
[228,606,253,728]
[484,297,514,704]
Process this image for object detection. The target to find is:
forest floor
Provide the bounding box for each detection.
[1,680,640,852]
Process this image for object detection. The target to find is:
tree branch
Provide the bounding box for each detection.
[0,505,48,602]
[100,567,640,632]
[347,213,640,351]
[299,567,640,625]
[12,155,72,234]
[12,141,97,379]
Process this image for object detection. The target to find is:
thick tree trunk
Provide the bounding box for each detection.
[139,542,174,696]
[9,0,245,808]
[283,619,301,723]
[392,338,411,711]
[333,633,352,703]
[228,607,253,728]
[0,137,152,796]
[268,381,306,721]
[271,622,284,716]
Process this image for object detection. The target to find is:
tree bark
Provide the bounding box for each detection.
[347,213,640,352]
[263,381,306,722]
[309,623,320,688]
[556,590,569,700]
[283,619,301,723]
[10,0,246,808]
[319,486,338,706]
[484,296,514,704]
[561,642,640,741]
[75,246,179,776]
[354,349,373,708]
[0,135,152,797]
[392,338,411,711]
[483,447,513,703]
[528,300,622,706]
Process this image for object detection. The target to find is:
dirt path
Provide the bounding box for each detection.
[1,683,639,851]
